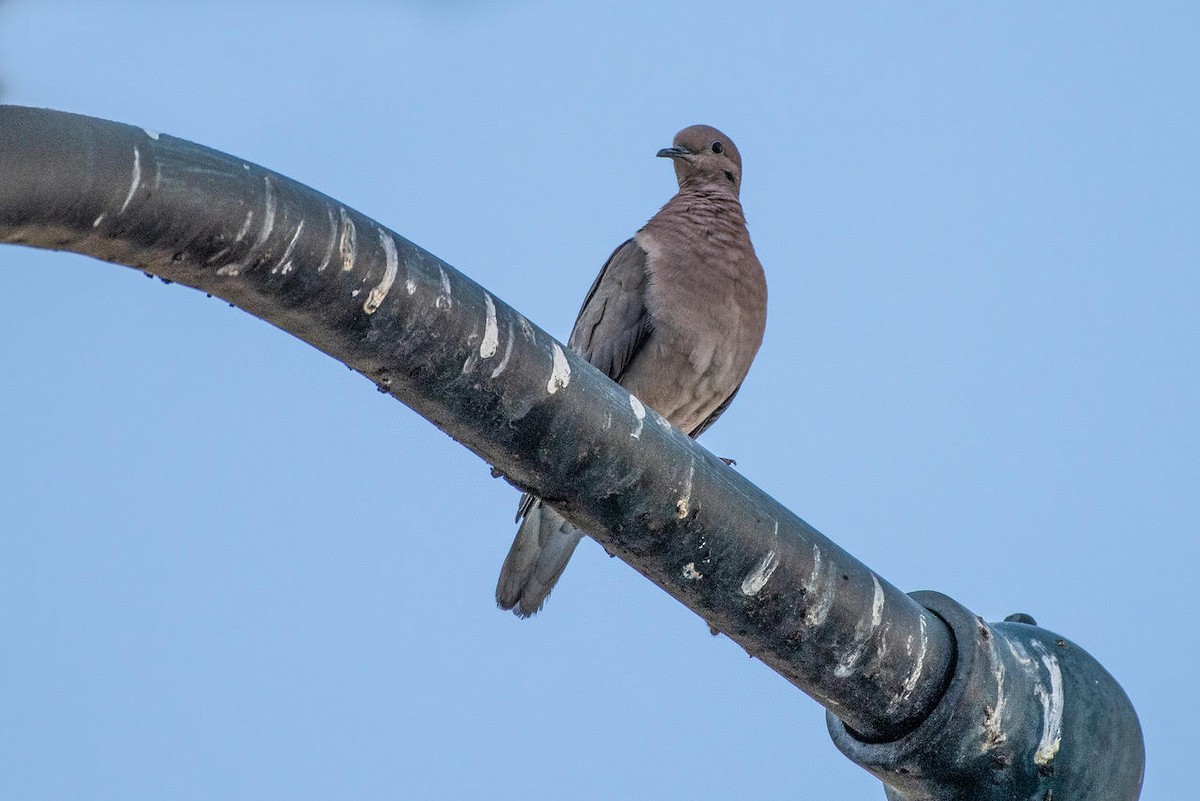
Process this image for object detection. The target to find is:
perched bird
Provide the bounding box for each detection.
[495,124,768,617]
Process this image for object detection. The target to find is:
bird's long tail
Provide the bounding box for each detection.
[495,495,584,618]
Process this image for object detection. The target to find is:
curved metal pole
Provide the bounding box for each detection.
[0,106,1143,799]
[0,103,952,740]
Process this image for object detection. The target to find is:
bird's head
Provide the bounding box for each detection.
[657,125,743,196]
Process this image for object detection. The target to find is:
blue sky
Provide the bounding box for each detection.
[1,2,1195,798]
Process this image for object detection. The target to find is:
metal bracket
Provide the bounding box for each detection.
[828,592,1144,800]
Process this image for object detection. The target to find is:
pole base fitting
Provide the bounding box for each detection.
[827,591,1144,800]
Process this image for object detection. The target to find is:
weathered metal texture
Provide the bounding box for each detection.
[1,106,1146,799]
[829,593,1145,800]
[0,104,957,742]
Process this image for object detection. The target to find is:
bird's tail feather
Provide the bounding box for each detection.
[496,496,583,618]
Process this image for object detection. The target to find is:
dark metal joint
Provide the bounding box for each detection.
[827,592,1144,801]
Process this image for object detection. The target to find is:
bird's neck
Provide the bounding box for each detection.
[676,178,741,201]
[662,186,747,226]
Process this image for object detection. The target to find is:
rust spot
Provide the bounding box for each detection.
[675,497,689,519]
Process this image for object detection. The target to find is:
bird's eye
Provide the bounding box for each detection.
[711,141,724,154]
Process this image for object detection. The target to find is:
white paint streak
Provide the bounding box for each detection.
[676,459,695,519]
[546,343,570,394]
[405,278,416,295]
[480,294,499,358]
[1006,639,1034,668]
[257,176,276,245]
[272,220,304,275]
[490,321,515,378]
[143,128,160,140]
[209,209,257,265]
[235,209,254,242]
[316,207,337,272]
[804,544,837,626]
[629,396,646,438]
[982,639,1007,751]
[873,622,891,665]
[215,178,273,276]
[119,146,142,214]
[436,266,453,309]
[1031,641,1064,765]
[833,575,886,677]
[92,214,105,227]
[896,616,929,706]
[740,550,780,597]
[338,207,357,272]
[364,229,399,314]
[870,576,884,626]
[682,563,703,580]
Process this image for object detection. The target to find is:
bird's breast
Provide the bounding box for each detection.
[628,223,766,433]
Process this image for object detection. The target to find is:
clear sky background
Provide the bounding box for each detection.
[1,2,1195,799]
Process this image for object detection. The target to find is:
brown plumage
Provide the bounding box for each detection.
[496,125,768,617]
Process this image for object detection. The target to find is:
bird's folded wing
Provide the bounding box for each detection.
[688,383,741,438]
[567,237,652,382]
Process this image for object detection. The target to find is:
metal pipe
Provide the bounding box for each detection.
[1,108,1145,800]
[0,104,954,741]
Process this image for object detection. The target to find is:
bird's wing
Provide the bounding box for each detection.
[567,237,652,382]
[688,383,741,439]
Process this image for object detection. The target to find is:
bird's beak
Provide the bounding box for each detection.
[656,146,689,159]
